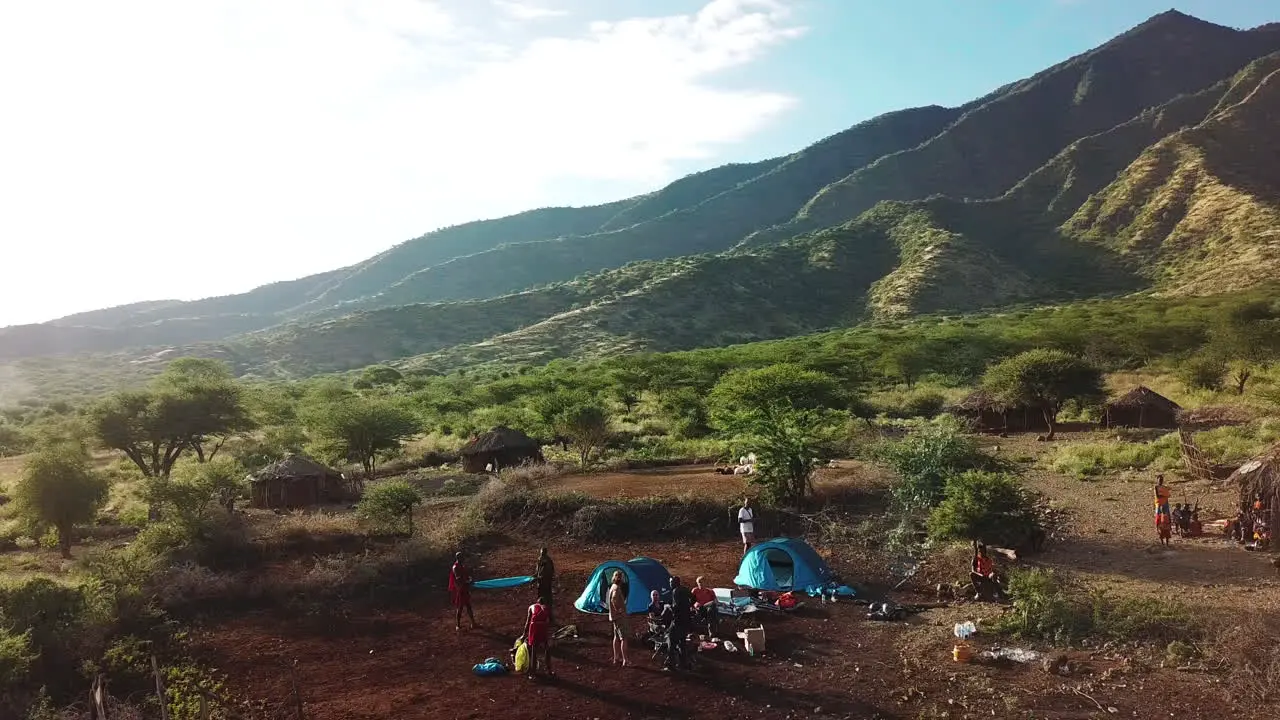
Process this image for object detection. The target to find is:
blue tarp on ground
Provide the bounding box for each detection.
[473,575,536,590]
[734,537,837,592]
[574,557,672,615]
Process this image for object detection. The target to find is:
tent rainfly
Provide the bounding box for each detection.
[1103,386,1181,429]
[250,454,351,509]
[459,426,544,473]
[734,537,837,592]
[574,557,673,615]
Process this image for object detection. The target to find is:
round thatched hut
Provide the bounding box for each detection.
[459,426,544,473]
[251,454,351,509]
[1102,386,1180,429]
[1226,443,1280,516]
[948,390,1047,432]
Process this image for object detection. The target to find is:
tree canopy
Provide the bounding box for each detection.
[302,396,419,477]
[14,442,109,558]
[982,349,1104,439]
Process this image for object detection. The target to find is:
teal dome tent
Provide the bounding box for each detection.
[574,557,672,614]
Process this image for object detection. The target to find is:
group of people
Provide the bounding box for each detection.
[1230,498,1272,550]
[449,544,731,679]
[448,548,559,678]
[1154,474,1208,543]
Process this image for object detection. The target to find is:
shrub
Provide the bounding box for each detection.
[358,481,424,536]
[872,388,948,419]
[877,416,1000,512]
[0,628,35,688]
[992,568,1090,645]
[994,568,1195,647]
[147,458,246,529]
[926,471,1042,548]
[1179,354,1227,391]
[1218,615,1280,702]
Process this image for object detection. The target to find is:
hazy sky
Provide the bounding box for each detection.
[1,0,1276,327]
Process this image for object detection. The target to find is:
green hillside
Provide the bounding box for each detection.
[1066,62,1280,294]
[6,11,1280,384]
[745,11,1280,246]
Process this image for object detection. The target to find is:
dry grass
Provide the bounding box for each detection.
[1216,614,1280,702]
[267,510,362,543]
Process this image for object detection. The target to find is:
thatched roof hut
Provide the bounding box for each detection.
[1226,443,1280,516]
[1103,386,1180,429]
[459,426,544,473]
[251,454,351,509]
[948,390,1048,432]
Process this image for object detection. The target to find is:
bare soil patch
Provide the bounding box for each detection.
[185,454,1280,719]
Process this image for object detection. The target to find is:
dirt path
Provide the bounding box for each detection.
[545,464,748,500]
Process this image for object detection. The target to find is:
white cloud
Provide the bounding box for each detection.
[493,0,568,21]
[0,0,805,326]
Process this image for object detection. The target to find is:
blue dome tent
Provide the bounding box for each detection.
[734,537,837,592]
[574,557,673,615]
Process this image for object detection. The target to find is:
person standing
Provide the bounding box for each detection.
[449,551,477,631]
[737,497,756,555]
[607,570,630,667]
[1154,475,1172,546]
[534,547,556,624]
[665,576,694,671]
[524,595,554,678]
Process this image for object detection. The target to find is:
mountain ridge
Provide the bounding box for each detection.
[5,10,1280,382]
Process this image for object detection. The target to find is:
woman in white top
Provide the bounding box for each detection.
[737,497,755,555]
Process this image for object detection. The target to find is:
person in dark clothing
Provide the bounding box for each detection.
[665,576,695,671]
[534,547,555,624]
[647,590,670,627]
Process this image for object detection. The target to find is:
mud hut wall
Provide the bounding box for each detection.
[1105,405,1177,429]
[462,448,543,473]
[250,475,325,509]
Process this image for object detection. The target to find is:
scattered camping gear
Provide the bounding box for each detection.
[980,647,1043,664]
[473,657,508,676]
[472,575,536,590]
[574,557,673,614]
[513,639,530,673]
[459,426,544,474]
[737,626,766,655]
[734,537,838,593]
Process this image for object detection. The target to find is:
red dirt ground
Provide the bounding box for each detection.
[190,458,1280,720]
[545,464,749,500]
[192,535,1272,720]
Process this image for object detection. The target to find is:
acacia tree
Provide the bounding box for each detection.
[982,349,1104,440]
[14,442,109,558]
[554,403,612,468]
[708,364,846,504]
[303,397,419,478]
[155,359,256,462]
[91,359,253,479]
